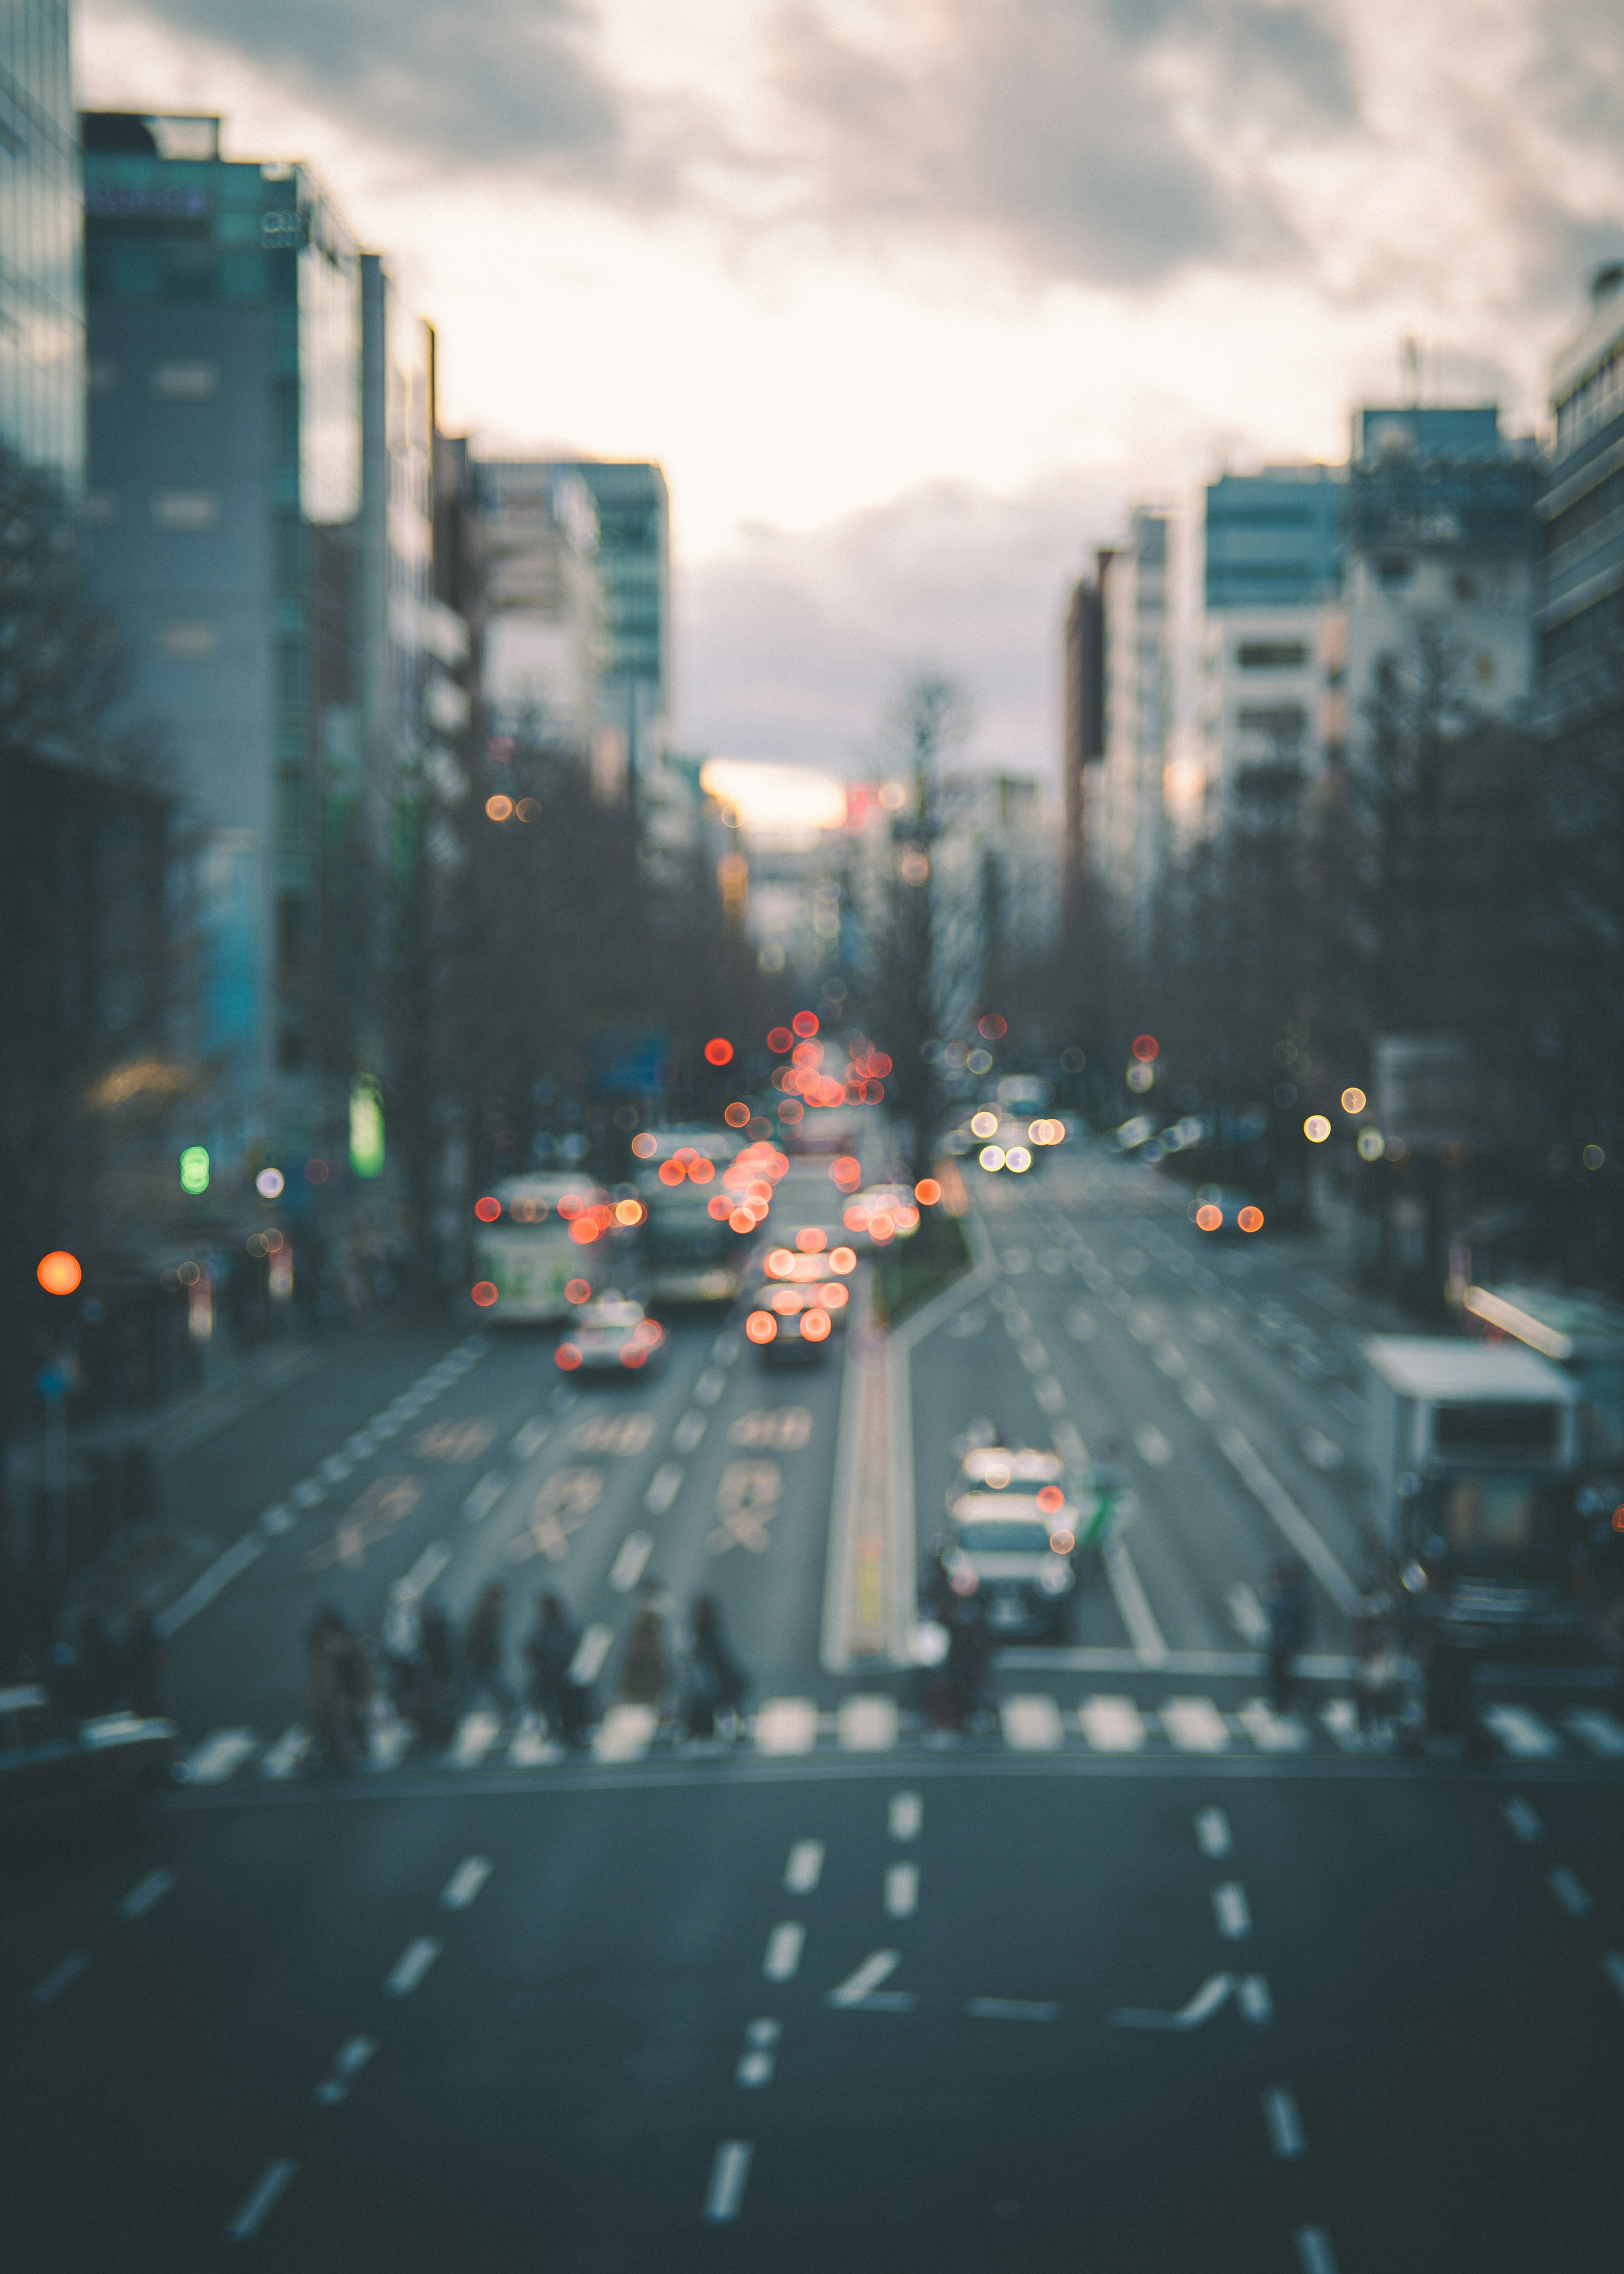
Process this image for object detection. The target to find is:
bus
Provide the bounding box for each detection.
[471,1175,633,1325]
[633,1130,747,1308]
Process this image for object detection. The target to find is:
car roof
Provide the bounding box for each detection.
[579,1302,645,1326]
[950,1493,1054,1524]
[959,1447,1064,1483]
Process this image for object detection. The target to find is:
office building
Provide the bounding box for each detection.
[0,2,80,485]
[472,458,604,760]
[1538,264,1624,722]
[549,458,669,792]
[1060,571,1104,926]
[1094,508,1174,935]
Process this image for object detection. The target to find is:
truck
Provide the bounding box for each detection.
[1363,1336,1584,1650]
[1462,1283,1624,1496]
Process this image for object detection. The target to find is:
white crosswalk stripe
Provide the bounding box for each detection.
[450,1711,504,1768]
[1078,1695,1147,1751]
[1237,1700,1309,1753]
[1568,1710,1624,1757]
[593,1704,658,1762]
[179,1729,257,1783]
[1161,1697,1230,1753]
[838,1695,897,1751]
[1002,1695,1064,1751]
[1483,1706,1561,1758]
[754,1697,818,1755]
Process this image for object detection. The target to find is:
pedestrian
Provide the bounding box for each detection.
[1264,1559,1311,1716]
[463,1581,516,1718]
[943,1590,992,1732]
[682,1593,749,1741]
[1351,1593,1399,1741]
[123,1601,169,1721]
[381,1587,422,1713]
[305,1606,367,1766]
[620,1582,672,1716]
[524,1591,589,1744]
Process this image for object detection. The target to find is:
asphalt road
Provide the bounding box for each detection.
[7,1147,1623,2272]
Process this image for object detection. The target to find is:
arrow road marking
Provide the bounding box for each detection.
[1111,1972,1234,2030]
[965,1998,1059,2021]
[826,1950,903,2007]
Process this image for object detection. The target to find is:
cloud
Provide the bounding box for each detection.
[678,470,1123,782]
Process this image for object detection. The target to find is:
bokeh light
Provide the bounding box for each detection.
[565,1279,592,1303]
[791,1011,819,1038]
[471,1282,498,1307]
[255,1167,285,1199]
[36,1251,82,1296]
[829,1247,857,1274]
[796,1227,827,1252]
[704,1037,734,1066]
[767,1026,793,1052]
[1131,1035,1159,1062]
[915,1178,942,1205]
[1196,1203,1223,1231]
[631,1132,658,1158]
[474,1195,502,1222]
[555,1342,583,1370]
[1303,1115,1332,1143]
[801,1308,831,1341]
[724,1102,751,1127]
[1341,1088,1367,1115]
[746,1311,777,1343]
[1238,1206,1265,1233]
[485,794,513,821]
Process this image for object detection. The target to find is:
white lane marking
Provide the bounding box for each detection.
[1503,1797,1543,1843]
[1569,1711,1624,1757]
[645,1462,684,1513]
[179,1728,258,1783]
[1111,1973,1233,2030]
[385,1938,441,1996]
[1187,1313,1221,1344]
[1217,1426,1362,1614]
[1302,1430,1344,1470]
[736,2019,781,2088]
[1194,1808,1232,1859]
[593,1704,658,1762]
[397,1541,451,1601]
[1295,2227,1341,2274]
[1018,1339,1049,1373]
[755,1698,818,1755]
[1033,1375,1067,1414]
[609,1532,654,1592]
[512,1417,550,1458]
[1154,1343,1187,1379]
[570,1624,613,1684]
[314,2035,376,2104]
[226,2158,297,2240]
[1079,1695,1147,1752]
[1226,1583,1269,1644]
[317,1455,353,1485]
[1264,2085,1306,2158]
[1213,1882,1252,1939]
[119,1868,175,1921]
[1605,1953,1624,2005]
[1238,1975,1273,2025]
[703,2141,753,2222]
[1002,1248,1030,1273]
[1331,1386,1362,1422]
[1548,1867,1592,1918]
[885,1863,919,1918]
[442,1856,492,1910]
[785,1840,825,1892]
[260,1725,313,1780]
[1133,1424,1173,1465]
[763,1923,805,1982]
[259,1505,295,1535]
[1002,1695,1064,1751]
[1101,1535,1169,1665]
[966,1997,1058,2021]
[155,1535,265,1637]
[694,1370,727,1407]
[450,1712,503,1768]
[463,1472,508,1524]
[889,1791,922,1840]
[1163,1697,1231,1753]
[291,1480,326,1509]
[1321,1698,1360,1749]
[507,1715,561,1766]
[1182,1378,1220,1419]
[1238,1699,1310,1753]
[29,1952,89,2007]
[838,1695,898,1751]
[713,1332,741,1365]
[1484,1705,1560,1758]
[827,1950,900,2006]
[672,1409,707,1454]
[367,1705,415,1769]
[1127,1310,1159,1344]
[1067,1309,1097,1341]
[1053,1419,1087,1467]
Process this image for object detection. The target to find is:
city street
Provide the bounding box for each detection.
[7,1151,1624,2271]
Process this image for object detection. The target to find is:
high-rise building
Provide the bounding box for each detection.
[548,458,669,792]
[1060,571,1105,924]
[1538,264,1624,722]
[1095,508,1173,934]
[472,458,604,758]
[0,2,80,486]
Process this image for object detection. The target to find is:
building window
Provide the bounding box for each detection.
[152,491,220,531]
[156,620,219,661]
[151,360,219,401]
[1238,706,1308,739]
[1237,641,1308,669]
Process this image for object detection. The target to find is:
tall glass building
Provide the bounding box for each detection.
[549,458,669,786]
[0,0,82,486]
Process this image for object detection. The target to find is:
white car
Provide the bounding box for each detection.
[555,1298,668,1377]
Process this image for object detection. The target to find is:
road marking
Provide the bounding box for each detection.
[1111,1972,1233,2030]
[118,1868,175,1920]
[508,1715,560,1766]
[1033,1375,1066,1414]
[755,1697,818,1754]
[1295,2227,1341,2274]
[1216,1427,1362,1614]
[1321,1699,1360,1749]
[1238,1699,1310,1753]
[260,1725,313,1780]
[1154,1343,1187,1378]
[314,2035,376,2104]
[29,1952,89,2007]
[509,1467,604,1561]
[511,1417,550,1458]
[713,1332,741,1365]
[827,1950,900,2006]
[966,1997,1058,2021]
[1102,1535,1168,1665]
[1227,1583,1269,1644]
[1079,1695,1147,1752]
[593,1704,658,1762]
[694,1369,727,1406]
[572,1411,656,1456]
[179,1728,258,1783]
[785,1840,825,1892]
[1302,1430,1343,1470]
[1264,2085,1306,2158]
[710,1460,782,1554]
[1484,1705,1560,1758]
[1053,1419,1088,1467]
[385,1938,441,1996]
[763,1923,805,1981]
[889,1791,922,1840]
[442,1856,492,1910]
[367,1705,415,1769]
[1213,1882,1252,1939]
[155,1535,265,1637]
[570,1623,613,1684]
[1569,1710,1624,1757]
[736,2019,781,2088]
[1002,1248,1030,1273]
[645,1461,684,1513]
[1127,1310,1159,1343]
[1163,1697,1230,1753]
[450,1712,503,1768]
[1018,1339,1049,1373]
[259,1504,295,1535]
[1187,1313,1221,1344]
[838,1695,897,1750]
[306,1475,425,1572]
[317,1455,353,1483]
[463,1472,508,1524]
[609,1532,654,1592]
[1133,1424,1173,1465]
[1239,1975,1273,2024]
[1503,1797,1543,1843]
[885,1863,919,1918]
[1548,1867,1592,1918]
[703,2141,753,2222]
[1182,1378,1219,1418]
[1067,1308,1097,1340]
[397,1541,451,1599]
[291,1480,325,1508]
[226,2159,297,2241]
[672,1409,708,1454]
[1194,1808,1232,1859]
[1002,1695,1064,1750]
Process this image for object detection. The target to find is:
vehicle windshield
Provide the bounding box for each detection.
[953,1519,1052,1554]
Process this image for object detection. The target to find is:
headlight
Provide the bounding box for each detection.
[1037,1558,1074,1595]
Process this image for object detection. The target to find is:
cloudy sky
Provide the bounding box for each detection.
[80,0,1624,782]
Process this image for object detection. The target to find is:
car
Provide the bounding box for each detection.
[743,1283,837,1365]
[935,1486,1082,1639]
[839,1186,921,1250]
[0,1683,178,1843]
[952,1443,1125,1556]
[755,1236,858,1332]
[1188,1185,1267,1237]
[555,1296,668,1376]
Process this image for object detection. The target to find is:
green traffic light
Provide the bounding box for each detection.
[179,1145,210,1195]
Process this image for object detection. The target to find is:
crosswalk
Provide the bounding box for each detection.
[173,1690,1624,1785]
